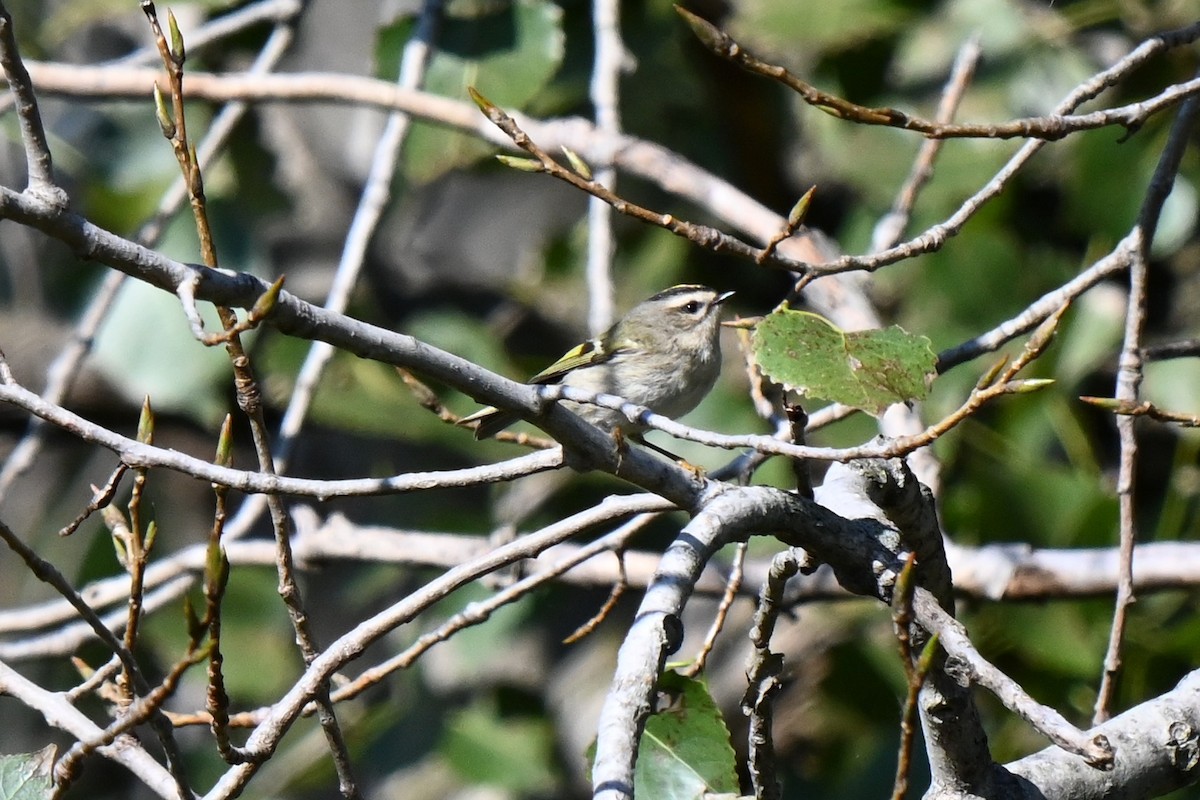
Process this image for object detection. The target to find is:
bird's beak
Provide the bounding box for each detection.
[715,291,735,305]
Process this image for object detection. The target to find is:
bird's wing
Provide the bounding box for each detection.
[528,336,636,384]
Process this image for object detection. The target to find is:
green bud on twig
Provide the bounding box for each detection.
[137,396,155,445]
[1004,378,1055,394]
[205,538,229,597]
[153,85,175,139]
[111,530,128,566]
[496,155,544,172]
[1025,303,1069,360]
[250,276,284,321]
[787,186,816,229]
[674,6,727,52]
[188,143,203,190]
[71,657,95,680]
[214,414,234,469]
[893,551,917,609]
[167,9,185,63]
[561,146,593,180]
[144,520,158,553]
[975,355,1009,390]
[915,633,940,677]
[183,594,204,642]
[467,86,494,113]
[1079,395,1123,411]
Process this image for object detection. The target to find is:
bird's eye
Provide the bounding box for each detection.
[681,300,702,314]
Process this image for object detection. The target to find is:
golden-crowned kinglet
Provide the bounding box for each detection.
[462,284,734,439]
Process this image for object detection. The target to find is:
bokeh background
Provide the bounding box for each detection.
[1,0,1199,797]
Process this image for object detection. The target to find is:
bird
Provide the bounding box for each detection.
[460,284,734,442]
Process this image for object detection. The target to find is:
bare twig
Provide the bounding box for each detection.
[1142,338,1200,361]
[890,553,930,800]
[58,465,129,537]
[157,508,669,729]
[743,548,800,800]
[1094,87,1200,725]
[0,0,311,513]
[141,5,360,791]
[678,8,1200,142]
[937,239,1135,372]
[13,22,1186,288]
[471,87,801,269]
[398,367,557,449]
[54,643,211,790]
[912,589,1114,768]
[0,659,179,800]
[203,493,672,798]
[0,2,60,195]
[1080,396,1200,427]
[585,0,627,333]
[683,541,747,677]
[0,373,565,496]
[563,554,628,644]
[0,517,191,795]
[872,37,981,253]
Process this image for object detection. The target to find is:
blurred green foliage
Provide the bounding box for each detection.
[2,0,1199,798]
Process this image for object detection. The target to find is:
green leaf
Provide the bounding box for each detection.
[753,308,936,414]
[729,0,914,54]
[376,0,565,183]
[441,703,557,794]
[91,209,267,428]
[0,746,55,800]
[634,671,738,800]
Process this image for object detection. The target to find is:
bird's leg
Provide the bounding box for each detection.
[630,433,705,478]
[611,426,629,471]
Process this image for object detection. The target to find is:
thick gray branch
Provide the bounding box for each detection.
[1006,669,1200,800]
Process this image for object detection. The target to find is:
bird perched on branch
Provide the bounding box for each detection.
[461,284,734,442]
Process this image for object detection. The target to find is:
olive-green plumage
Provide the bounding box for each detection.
[461,285,733,439]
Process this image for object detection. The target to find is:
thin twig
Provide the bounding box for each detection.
[890,553,926,800]
[142,4,360,792]
[6,528,1200,659]
[54,643,211,790]
[58,465,129,537]
[912,589,1115,768]
[163,509,667,728]
[585,0,625,333]
[1094,87,1200,724]
[14,24,1189,284]
[1079,396,1200,427]
[0,659,179,800]
[471,87,790,268]
[1142,338,1200,361]
[204,494,671,798]
[397,367,557,449]
[937,240,1135,372]
[223,0,445,556]
[872,37,981,253]
[678,8,1200,142]
[683,541,747,677]
[0,2,60,194]
[0,516,193,795]
[742,549,801,800]
[563,553,628,644]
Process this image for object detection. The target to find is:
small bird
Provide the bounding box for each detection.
[461,284,734,441]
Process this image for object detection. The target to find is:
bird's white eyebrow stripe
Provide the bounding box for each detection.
[647,284,709,303]
[663,292,711,310]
